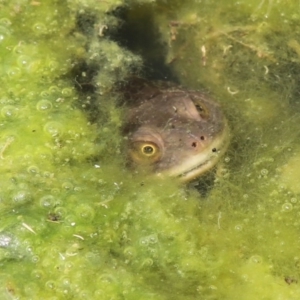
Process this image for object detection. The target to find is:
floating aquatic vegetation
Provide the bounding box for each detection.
[1,0,300,299]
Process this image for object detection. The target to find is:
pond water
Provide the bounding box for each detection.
[1,0,300,299]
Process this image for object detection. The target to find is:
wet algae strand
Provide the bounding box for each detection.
[0,0,144,298]
[1,0,300,299]
[137,0,300,299]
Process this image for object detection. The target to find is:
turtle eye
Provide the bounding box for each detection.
[194,101,210,119]
[129,141,162,164]
[142,144,155,156]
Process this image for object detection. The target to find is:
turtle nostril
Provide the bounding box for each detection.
[191,142,197,148]
[200,136,205,140]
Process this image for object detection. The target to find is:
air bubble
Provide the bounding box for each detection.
[27,165,40,174]
[36,100,52,111]
[1,105,18,118]
[61,88,73,97]
[4,250,12,258]
[261,169,268,176]
[13,42,27,55]
[142,258,153,267]
[282,202,293,212]
[148,234,158,244]
[99,274,116,283]
[40,195,55,208]
[94,290,105,297]
[54,207,66,218]
[234,224,243,231]
[250,255,262,264]
[6,67,21,78]
[48,60,58,70]
[0,18,11,26]
[31,269,44,280]
[0,234,12,247]
[123,247,135,258]
[45,280,55,290]
[75,204,95,220]
[32,255,40,263]
[66,243,80,257]
[44,121,62,137]
[49,86,60,94]
[32,23,46,34]
[17,55,31,68]
[61,277,71,287]
[39,151,53,161]
[51,188,60,195]
[0,25,11,42]
[62,182,73,190]
[291,198,297,203]
[224,157,230,163]
[78,290,92,298]
[65,214,77,227]
[26,61,40,74]
[40,90,51,98]
[139,237,149,246]
[74,186,82,192]
[13,190,32,204]
[24,283,38,296]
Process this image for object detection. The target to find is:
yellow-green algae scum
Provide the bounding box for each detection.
[1,0,300,299]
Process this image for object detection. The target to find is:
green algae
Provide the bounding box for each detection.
[1,0,300,299]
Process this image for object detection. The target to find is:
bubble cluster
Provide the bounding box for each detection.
[5,0,300,299]
[139,234,158,247]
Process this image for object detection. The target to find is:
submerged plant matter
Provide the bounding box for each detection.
[1,0,300,299]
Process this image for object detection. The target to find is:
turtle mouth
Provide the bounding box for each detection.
[164,124,230,182]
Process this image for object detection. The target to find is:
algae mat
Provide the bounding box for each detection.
[1,0,300,299]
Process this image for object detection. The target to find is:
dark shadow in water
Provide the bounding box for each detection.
[70,6,178,122]
[187,170,217,197]
[111,5,177,82]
